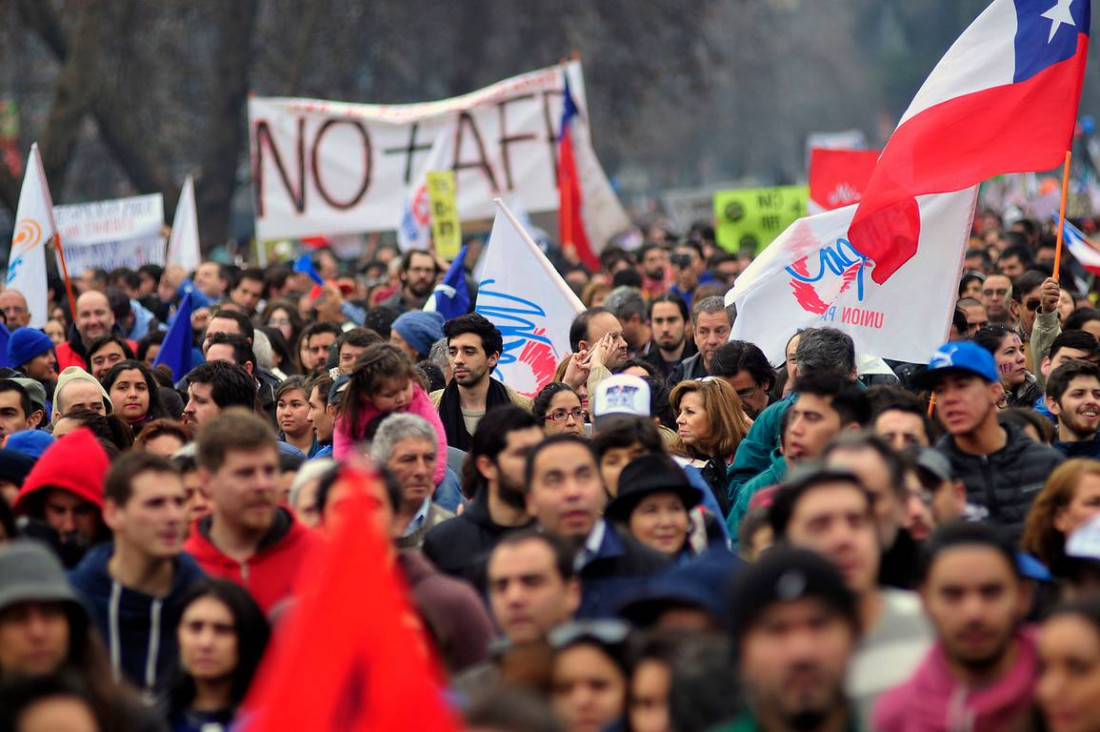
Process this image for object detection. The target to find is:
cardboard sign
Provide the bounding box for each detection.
[713,186,808,254]
[426,170,461,260]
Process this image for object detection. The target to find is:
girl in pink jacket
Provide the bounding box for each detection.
[332,344,448,483]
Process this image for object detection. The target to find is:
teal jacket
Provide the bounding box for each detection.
[726,393,794,505]
[727,450,787,544]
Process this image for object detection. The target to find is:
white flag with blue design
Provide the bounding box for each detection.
[6,143,56,328]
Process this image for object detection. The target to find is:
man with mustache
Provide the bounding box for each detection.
[380,249,440,314]
[183,410,317,613]
[874,522,1038,731]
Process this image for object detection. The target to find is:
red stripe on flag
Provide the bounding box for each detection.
[851,38,1089,284]
[558,126,599,271]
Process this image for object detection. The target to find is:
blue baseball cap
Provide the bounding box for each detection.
[915,341,999,388]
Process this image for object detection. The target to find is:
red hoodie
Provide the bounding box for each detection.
[13,427,109,514]
[183,507,318,615]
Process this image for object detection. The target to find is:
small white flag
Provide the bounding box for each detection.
[476,199,584,397]
[6,143,57,328]
[166,175,201,273]
[727,188,978,365]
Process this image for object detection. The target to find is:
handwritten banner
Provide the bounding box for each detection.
[714,185,808,255]
[54,194,165,274]
[249,61,628,247]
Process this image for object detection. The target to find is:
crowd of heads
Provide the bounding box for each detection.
[5,213,1100,730]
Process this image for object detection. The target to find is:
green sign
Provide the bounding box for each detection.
[714,185,808,254]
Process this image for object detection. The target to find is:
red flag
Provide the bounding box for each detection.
[808,148,879,211]
[558,76,599,271]
[242,467,463,732]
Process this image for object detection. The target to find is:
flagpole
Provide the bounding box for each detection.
[1053,150,1072,279]
[53,232,78,324]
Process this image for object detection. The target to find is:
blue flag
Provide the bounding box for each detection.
[431,245,470,320]
[294,253,325,286]
[153,292,195,381]
[0,323,10,369]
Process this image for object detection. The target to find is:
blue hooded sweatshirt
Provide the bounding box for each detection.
[69,543,206,696]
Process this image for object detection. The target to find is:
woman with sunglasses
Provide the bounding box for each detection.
[974,324,1043,409]
[534,382,587,437]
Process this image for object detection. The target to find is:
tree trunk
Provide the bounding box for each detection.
[195,0,260,254]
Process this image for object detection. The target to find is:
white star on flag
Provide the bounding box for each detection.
[1041,0,1076,43]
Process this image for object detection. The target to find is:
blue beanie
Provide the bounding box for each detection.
[5,429,54,459]
[6,328,54,369]
[392,311,445,358]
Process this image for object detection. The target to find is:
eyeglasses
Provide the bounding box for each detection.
[545,408,587,423]
[1024,299,1041,312]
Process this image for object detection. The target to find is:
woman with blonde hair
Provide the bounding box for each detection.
[1022,459,1100,574]
[669,378,750,517]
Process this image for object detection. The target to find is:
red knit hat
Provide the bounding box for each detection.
[12,428,110,514]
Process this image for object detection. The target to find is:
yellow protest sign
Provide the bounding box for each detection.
[426,171,461,260]
[714,185,808,254]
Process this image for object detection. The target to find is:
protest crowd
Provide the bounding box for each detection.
[4,3,1100,732]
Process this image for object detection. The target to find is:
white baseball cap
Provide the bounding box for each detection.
[592,374,651,427]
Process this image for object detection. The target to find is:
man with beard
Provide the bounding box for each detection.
[643,294,696,378]
[380,249,439,313]
[638,243,671,300]
[714,547,862,732]
[423,406,543,586]
[874,522,1038,731]
[184,410,317,614]
[1046,360,1100,459]
[432,314,532,450]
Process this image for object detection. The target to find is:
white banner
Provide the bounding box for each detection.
[727,188,978,365]
[476,200,584,398]
[54,194,165,275]
[6,143,56,328]
[249,61,629,246]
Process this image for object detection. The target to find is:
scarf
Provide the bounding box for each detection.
[437,377,512,451]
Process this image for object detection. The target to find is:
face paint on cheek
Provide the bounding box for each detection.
[999,362,1014,374]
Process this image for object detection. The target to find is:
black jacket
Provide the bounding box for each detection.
[1054,438,1100,459]
[666,352,708,388]
[935,423,1064,540]
[421,496,534,590]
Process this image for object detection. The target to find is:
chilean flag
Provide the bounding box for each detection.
[1056,215,1100,276]
[850,0,1090,284]
[558,75,600,271]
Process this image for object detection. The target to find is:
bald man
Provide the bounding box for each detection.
[0,290,31,329]
[55,291,131,371]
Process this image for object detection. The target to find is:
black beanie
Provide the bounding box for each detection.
[726,546,860,645]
